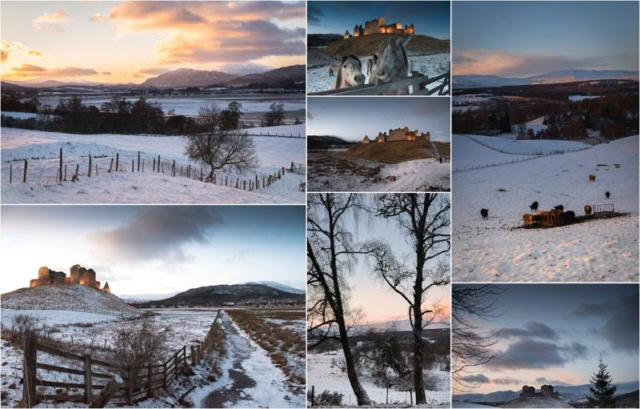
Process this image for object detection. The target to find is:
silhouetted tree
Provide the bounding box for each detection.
[588,356,617,408]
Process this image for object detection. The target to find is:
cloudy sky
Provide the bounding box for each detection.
[307,97,450,143]
[1,1,305,83]
[1,206,305,296]
[454,284,639,394]
[308,1,450,40]
[309,194,451,326]
[453,1,639,77]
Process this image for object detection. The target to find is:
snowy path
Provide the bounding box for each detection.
[197,313,302,408]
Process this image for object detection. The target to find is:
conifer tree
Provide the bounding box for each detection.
[587,356,617,408]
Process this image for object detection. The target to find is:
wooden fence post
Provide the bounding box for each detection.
[127,367,133,404]
[22,331,37,408]
[243,180,246,190]
[163,362,168,390]
[9,164,12,184]
[236,179,239,189]
[88,154,92,177]
[157,155,160,173]
[108,159,113,173]
[64,164,67,181]
[59,148,63,183]
[131,159,134,173]
[142,159,145,172]
[172,160,176,177]
[174,351,178,375]
[191,345,196,366]
[183,346,187,370]
[146,364,152,398]
[153,158,156,172]
[115,153,119,172]
[310,386,315,407]
[255,175,258,189]
[23,159,28,183]
[84,354,93,403]
[74,164,79,180]
[137,151,141,172]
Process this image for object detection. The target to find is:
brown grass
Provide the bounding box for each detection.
[324,33,450,57]
[433,141,451,158]
[345,140,434,163]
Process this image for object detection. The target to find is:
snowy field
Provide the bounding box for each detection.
[568,95,602,102]
[35,95,305,117]
[308,151,450,192]
[0,125,305,204]
[307,53,449,94]
[453,135,639,282]
[308,351,450,407]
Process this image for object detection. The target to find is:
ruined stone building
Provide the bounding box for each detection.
[346,17,415,38]
[362,127,430,144]
[30,264,111,292]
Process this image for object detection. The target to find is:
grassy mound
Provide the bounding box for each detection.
[345,140,434,163]
[323,34,450,58]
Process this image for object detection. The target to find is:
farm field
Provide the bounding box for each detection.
[0,125,305,204]
[0,307,305,408]
[307,150,450,192]
[452,134,639,281]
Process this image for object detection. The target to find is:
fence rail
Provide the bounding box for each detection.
[21,310,222,407]
[311,71,450,96]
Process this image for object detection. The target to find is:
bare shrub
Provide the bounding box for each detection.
[313,390,344,406]
[10,314,41,345]
[112,320,167,372]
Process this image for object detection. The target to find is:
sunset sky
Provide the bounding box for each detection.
[0,1,306,84]
[454,284,639,395]
[307,97,450,143]
[1,206,305,297]
[453,1,639,77]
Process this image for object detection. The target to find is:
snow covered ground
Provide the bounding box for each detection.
[307,53,449,94]
[308,351,450,407]
[0,126,305,204]
[1,111,41,119]
[309,151,450,192]
[35,95,305,117]
[452,134,639,282]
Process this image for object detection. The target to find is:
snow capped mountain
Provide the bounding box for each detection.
[454,69,639,88]
[227,65,306,87]
[142,68,238,88]
[244,281,305,295]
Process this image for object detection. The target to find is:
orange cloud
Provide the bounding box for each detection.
[89,13,108,22]
[453,49,524,76]
[106,1,305,67]
[1,40,44,63]
[33,11,71,32]
[6,64,98,80]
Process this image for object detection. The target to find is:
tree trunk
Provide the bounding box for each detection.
[413,218,427,404]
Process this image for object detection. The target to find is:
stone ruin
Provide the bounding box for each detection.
[362,127,430,144]
[519,385,559,400]
[30,264,110,293]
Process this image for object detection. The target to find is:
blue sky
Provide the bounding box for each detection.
[453,1,639,77]
[455,284,639,394]
[308,1,450,39]
[307,97,450,142]
[1,205,305,295]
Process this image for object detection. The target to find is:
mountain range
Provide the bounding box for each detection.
[4,65,305,89]
[453,69,639,89]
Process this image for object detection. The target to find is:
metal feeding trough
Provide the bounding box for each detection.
[523,209,565,227]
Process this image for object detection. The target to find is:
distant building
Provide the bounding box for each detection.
[29,264,111,292]
[344,30,352,39]
[364,127,430,143]
[352,17,415,38]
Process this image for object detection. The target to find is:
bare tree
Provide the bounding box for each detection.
[307,193,372,406]
[185,104,258,181]
[452,285,504,389]
[369,193,451,405]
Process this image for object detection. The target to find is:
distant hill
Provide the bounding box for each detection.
[614,389,639,408]
[308,135,357,150]
[345,140,435,163]
[323,33,450,58]
[142,68,238,88]
[1,285,141,317]
[454,69,639,89]
[308,33,343,48]
[227,65,305,87]
[1,81,39,93]
[244,281,305,295]
[141,283,304,306]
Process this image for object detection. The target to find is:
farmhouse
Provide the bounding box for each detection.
[29,264,111,292]
[362,127,430,144]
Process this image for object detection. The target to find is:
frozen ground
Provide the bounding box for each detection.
[453,135,639,282]
[307,53,449,94]
[308,151,450,192]
[35,95,305,117]
[308,351,450,407]
[0,126,305,204]
[194,312,304,408]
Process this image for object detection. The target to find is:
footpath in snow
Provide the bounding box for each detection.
[192,312,303,408]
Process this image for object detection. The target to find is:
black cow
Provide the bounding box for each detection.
[530,201,539,212]
[554,205,564,212]
[481,208,489,220]
[605,191,610,199]
[563,211,576,222]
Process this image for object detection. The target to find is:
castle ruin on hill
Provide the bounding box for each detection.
[362,127,430,144]
[30,264,110,293]
[344,17,415,39]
